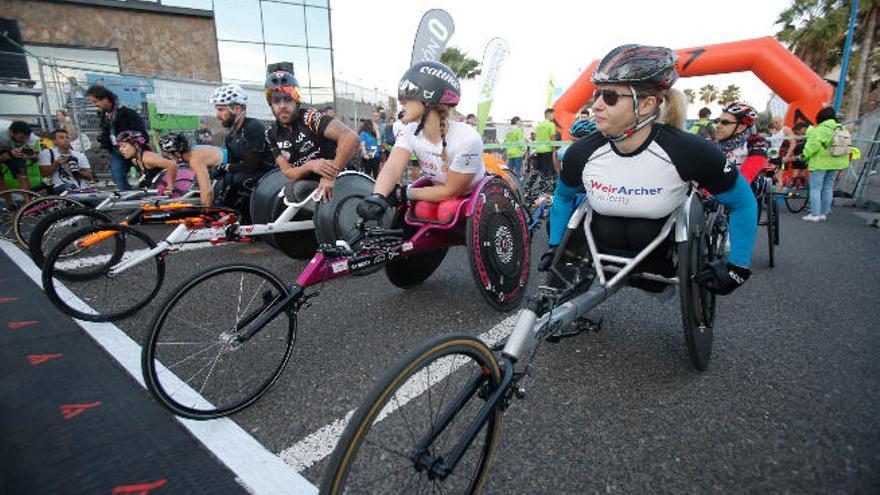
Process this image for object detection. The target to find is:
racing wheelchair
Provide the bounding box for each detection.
[319,187,726,494]
[138,175,530,419]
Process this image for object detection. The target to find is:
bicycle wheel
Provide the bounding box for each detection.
[28,207,113,268]
[0,189,40,241]
[13,196,85,247]
[42,224,164,322]
[143,264,295,419]
[678,222,717,371]
[784,176,808,213]
[765,184,775,268]
[322,333,503,494]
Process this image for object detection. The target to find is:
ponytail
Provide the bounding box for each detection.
[436,105,450,164]
[658,88,687,130]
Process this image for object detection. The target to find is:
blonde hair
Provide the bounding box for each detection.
[633,85,687,130]
[434,104,450,164]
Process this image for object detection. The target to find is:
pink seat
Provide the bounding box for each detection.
[408,198,467,224]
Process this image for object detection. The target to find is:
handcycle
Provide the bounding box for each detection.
[138,175,530,420]
[319,187,727,493]
[40,170,374,322]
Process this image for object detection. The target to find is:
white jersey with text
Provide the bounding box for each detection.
[394,120,485,190]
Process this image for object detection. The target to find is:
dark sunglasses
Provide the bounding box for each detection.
[714,118,738,126]
[592,89,634,106]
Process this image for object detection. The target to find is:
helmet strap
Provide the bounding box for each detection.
[607,85,657,143]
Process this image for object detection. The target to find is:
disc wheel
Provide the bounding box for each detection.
[42,224,164,322]
[28,207,113,268]
[466,178,530,312]
[143,264,295,419]
[321,334,503,494]
[13,196,85,247]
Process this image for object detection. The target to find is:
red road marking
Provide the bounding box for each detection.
[59,401,102,419]
[27,353,63,365]
[0,297,18,303]
[8,320,38,329]
[111,479,167,494]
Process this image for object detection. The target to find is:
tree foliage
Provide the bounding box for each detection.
[718,85,743,105]
[699,84,719,105]
[440,47,481,80]
[683,88,696,104]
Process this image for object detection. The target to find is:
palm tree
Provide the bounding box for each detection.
[683,88,696,104]
[699,84,718,105]
[439,47,481,80]
[718,85,742,105]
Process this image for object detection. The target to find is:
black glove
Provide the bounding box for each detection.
[747,135,770,157]
[693,260,750,295]
[537,245,557,272]
[356,193,391,222]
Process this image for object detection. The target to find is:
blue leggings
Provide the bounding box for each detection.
[108,148,133,191]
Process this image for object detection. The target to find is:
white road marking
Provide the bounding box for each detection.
[1,240,317,495]
[54,241,229,270]
[279,314,519,472]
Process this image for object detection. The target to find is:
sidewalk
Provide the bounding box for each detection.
[0,247,247,494]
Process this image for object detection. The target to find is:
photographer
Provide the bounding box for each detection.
[0,121,41,193]
[85,84,149,190]
[38,128,92,194]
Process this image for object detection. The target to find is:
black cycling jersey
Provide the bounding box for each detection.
[560,124,738,219]
[225,117,275,174]
[265,108,336,181]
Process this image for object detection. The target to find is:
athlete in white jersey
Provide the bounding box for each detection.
[357,61,485,222]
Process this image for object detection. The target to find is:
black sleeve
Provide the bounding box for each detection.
[302,109,332,137]
[265,125,281,159]
[239,119,269,173]
[655,125,738,195]
[559,132,606,190]
[117,107,149,143]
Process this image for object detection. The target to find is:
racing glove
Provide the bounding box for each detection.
[693,260,751,295]
[537,245,557,272]
[356,193,391,222]
[746,135,770,157]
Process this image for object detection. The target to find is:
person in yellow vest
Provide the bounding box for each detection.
[504,116,525,178]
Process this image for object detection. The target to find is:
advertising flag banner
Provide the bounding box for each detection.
[476,38,509,133]
[410,9,455,65]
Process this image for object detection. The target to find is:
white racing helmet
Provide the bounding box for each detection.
[210,84,248,106]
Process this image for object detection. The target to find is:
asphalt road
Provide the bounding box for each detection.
[29,204,880,494]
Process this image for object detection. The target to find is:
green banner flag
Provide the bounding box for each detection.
[476,38,509,133]
[148,102,199,132]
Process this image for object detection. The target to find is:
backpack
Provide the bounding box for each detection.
[695,121,716,141]
[828,124,852,157]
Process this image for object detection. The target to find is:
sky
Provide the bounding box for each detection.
[330,0,796,122]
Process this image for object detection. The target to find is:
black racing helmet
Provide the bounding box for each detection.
[592,44,680,89]
[265,69,302,103]
[398,61,461,107]
[159,133,190,154]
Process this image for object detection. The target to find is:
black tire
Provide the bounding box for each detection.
[385,247,449,288]
[321,333,503,495]
[42,224,164,322]
[0,189,40,241]
[143,264,295,419]
[250,169,318,259]
[466,178,530,312]
[766,189,776,268]
[28,207,113,268]
[677,201,717,371]
[784,176,808,213]
[772,200,780,246]
[13,196,85,247]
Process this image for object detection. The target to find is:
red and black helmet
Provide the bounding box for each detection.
[116,130,146,146]
[722,102,758,127]
[592,44,679,89]
[265,69,302,104]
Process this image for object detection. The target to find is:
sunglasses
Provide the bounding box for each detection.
[714,118,738,126]
[592,89,634,106]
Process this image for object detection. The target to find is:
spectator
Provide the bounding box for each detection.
[323,105,336,118]
[382,115,397,160]
[55,110,78,141]
[85,84,149,190]
[370,111,383,142]
[504,116,525,178]
[534,108,558,177]
[465,114,477,127]
[689,107,716,141]
[358,120,381,178]
[196,120,213,144]
[38,128,92,194]
[0,120,40,191]
[801,107,852,222]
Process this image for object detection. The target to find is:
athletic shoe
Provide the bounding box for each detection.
[802,214,823,222]
[818,215,827,221]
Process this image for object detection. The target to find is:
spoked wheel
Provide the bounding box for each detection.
[28,207,113,268]
[677,198,718,371]
[322,334,503,495]
[13,196,85,247]
[143,264,294,419]
[0,189,40,241]
[765,187,776,268]
[784,176,808,213]
[42,224,164,322]
[466,177,530,312]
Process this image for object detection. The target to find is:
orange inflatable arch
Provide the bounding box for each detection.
[553,37,833,139]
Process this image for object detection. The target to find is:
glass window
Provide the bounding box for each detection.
[214,0,263,42]
[218,41,265,83]
[265,45,310,87]
[261,1,307,46]
[161,0,213,9]
[305,0,329,7]
[304,7,331,48]
[307,48,332,88]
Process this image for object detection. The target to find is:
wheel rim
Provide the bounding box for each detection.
[145,265,294,418]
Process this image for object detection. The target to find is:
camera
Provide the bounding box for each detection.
[21,146,37,157]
